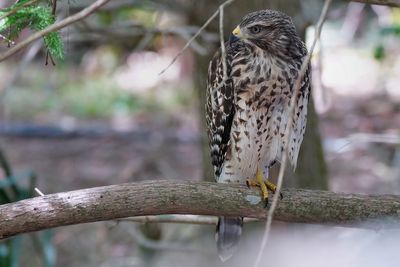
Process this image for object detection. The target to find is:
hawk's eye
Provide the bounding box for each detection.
[249,25,261,34]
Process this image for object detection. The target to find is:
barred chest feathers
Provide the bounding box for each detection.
[218,46,309,184]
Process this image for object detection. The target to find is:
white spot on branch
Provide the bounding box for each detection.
[34,187,45,196]
[245,195,261,205]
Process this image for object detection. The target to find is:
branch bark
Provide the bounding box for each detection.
[1,180,400,240]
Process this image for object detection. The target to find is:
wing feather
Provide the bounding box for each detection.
[205,49,235,180]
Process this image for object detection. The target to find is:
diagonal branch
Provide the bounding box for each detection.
[0,0,39,22]
[254,1,332,266]
[0,0,111,62]
[158,0,235,75]
[1,180,400,240]
[348,0,400,7]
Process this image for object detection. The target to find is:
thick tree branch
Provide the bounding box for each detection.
[1,180,400,240]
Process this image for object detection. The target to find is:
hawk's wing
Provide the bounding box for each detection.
[205,48,235,180]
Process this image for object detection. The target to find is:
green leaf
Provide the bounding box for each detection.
[373,44,385,61]
[0,3,64,60]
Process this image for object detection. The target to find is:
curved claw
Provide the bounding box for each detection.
[246,169,282,208]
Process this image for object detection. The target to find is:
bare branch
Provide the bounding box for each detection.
[0,0,111,62]
[348,0,400,7]
[158,0,235,75]
[1,180,400,240]
[254,1,332,266]
[0,0,39,22]
[219,5,228,81]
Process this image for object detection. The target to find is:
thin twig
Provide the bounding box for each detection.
[348,0,400,7]
[0,0,39,22]
[34,187,45,196]
[219,5,228,81]
[0,0,111,62]
[0,33,15,45]
[253,1,332,267]
[51,0,57,15]
[70,24,213,54]
[158,0,236,75]
[347,133,400,145]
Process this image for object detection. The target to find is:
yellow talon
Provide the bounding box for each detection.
[256,168,269,202]
[265,180,277,192]
[246,168,282,206]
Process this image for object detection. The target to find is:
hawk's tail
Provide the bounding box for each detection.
[216,216,243,261]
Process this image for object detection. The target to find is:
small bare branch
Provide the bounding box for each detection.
[219,5,228,81]
[0,0,39,22]
[254,1,332,266]
[0,33,15,45]
[159,0,235,75]
[348,0,400,7]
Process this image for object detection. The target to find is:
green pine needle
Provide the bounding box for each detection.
[0,2,64,60]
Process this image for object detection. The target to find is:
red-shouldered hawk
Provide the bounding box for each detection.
[205,10,310,261]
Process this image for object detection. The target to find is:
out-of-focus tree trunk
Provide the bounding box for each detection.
[188,0,328,190]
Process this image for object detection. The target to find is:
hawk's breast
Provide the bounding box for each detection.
[218,48,308,184]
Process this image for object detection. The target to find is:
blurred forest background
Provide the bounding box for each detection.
[1,0,400,267]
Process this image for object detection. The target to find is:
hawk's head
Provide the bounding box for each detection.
[230,10,304,59]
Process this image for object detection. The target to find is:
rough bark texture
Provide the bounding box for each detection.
[1,180,400,240]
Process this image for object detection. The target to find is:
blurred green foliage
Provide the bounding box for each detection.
[374,11,400,61]
[0,148,55,267]
[5,72,143,119]
[0,0,64,60]
[61,78,140,118]
[373,44,385,61]
[5,63,194,120]
[380,24,400,36]
[374,24,400,61]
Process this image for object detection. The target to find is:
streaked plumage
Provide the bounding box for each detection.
[205,10,310,260]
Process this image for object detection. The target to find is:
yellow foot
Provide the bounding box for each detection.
[246,169,283,207]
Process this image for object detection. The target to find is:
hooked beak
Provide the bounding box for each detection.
[229,26,241,44]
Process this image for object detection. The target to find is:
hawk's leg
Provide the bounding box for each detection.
[246,168,282,206]
[246,168,269,205]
